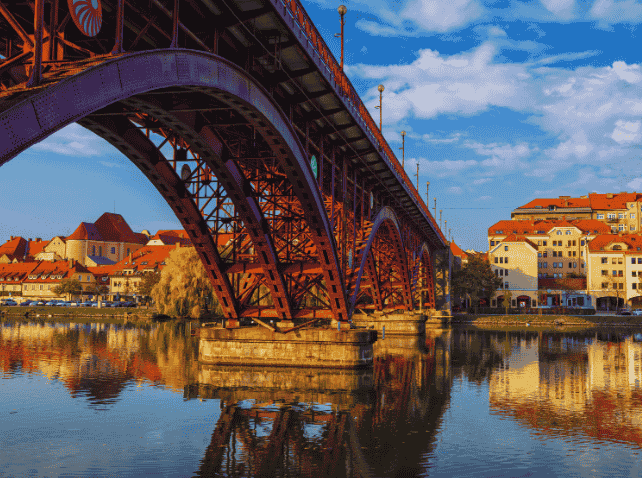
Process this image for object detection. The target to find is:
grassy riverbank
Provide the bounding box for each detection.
[453,313,642,329]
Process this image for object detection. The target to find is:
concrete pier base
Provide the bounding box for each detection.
[351,311,426,336]
[199,326,377,368]
[189,364,374,409]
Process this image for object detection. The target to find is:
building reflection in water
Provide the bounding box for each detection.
[458,329,642,447]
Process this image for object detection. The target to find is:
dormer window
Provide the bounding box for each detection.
[548,205,555,211]
[141,261,148,265]
[495,230,503,234]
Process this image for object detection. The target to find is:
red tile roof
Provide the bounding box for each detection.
[0,237,27,261]
[518,197,591,209]
[498,234,538,250]
[489,219,611,235]
[110,245,176,275]
[0,262,38,281]
[148,230,192,246]
[589,192,638,210]
[26,239,49,257]
[66,213,147,244]
[587,234,642,253]
[20,260,91,284]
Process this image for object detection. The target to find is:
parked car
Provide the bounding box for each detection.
[45,300,58,306]
[618,308,632,316]
[80,301,93,307]
[633,309,642,316]
[19,300,32,307]
[2,299,17,306]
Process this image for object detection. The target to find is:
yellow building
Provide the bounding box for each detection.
[65,213,148,267]
[488,235,538,307]
[21,260,95,301]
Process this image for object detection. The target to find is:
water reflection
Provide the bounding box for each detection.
[2,322,642,477]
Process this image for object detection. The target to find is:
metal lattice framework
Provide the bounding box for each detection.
[0,0,448,322]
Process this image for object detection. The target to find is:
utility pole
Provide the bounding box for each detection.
[400,131,406,169]
[426,182,430,205]
[445,220,448,241]
[375,84,384,132]
[440,210,442,231]
[434,198,437,219]
[415,162,419,190]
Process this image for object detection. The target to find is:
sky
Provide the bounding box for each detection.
[4,0,642,251]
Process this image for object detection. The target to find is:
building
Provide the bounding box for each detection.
[488,235,538,308]
[0,236,28,263]
[65,212,148,266]
[512,192,642,233]
[0,262,38,297]
[21,260,95,301]
[586,234,642,310]
[107,245,176,300]
[146,230,191,246]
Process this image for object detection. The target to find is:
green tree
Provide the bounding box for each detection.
[52,278,82,300]
[138,271,161,300]
[151,247,220,318]
[452,254,503,314]
[86,282,109,298]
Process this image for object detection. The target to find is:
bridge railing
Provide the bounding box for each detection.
[278,0,446,245]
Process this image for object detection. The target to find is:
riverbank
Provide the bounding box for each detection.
[453,313,642,329]
[0,305,156,325]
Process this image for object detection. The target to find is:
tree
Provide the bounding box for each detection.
[53,278,82,300]
[151,247,219,318]
[502,290,512,314]
[86,282,109,298]
[452,255,503,314]
[138,271,161,300]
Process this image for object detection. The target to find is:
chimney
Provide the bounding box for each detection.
[10,236,14,240]
[607,193,614,199]
[36,238,41,242]
[28,238,32,242]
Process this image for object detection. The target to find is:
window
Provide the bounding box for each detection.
[602,282,608,289]
[638,258,642,264]
[538,252,542,258]
[573,251,576,257]
[495,269,499,276]
[499,269,503,276]
[612,258,617,264]
[494,257,498,263]
[505,269,508,276]
[504,282,509,289]
[542,262,547,268]
[613,270,618,276]
[619,258,623,264]
[542,252,547,258]
[556,231,562,235]
[619,213,625,219]
[597,214,604,219]
[602,257,608,264]
[632,213,637,219]
[127,248,131,256]
[619,270,624,277]
[499,257,503,264]
[634,283,638,290]
[613,283,619,290]
[111,247,116,254]
[537,240,541,246]
[92,246,96,255]
[608,213,616,219]
[581,263,585,267]
[505,257,509,264]
[633,271,637,277]
[631,226,636,231]
[565,230,571,235]
[602,270,608,276]
[496,230,503,234]
[619,224,625,231]
[633,258,636,265]
[581,240,585,246]
[568,251,573,257]
[619,283,624,290]
[553,251,557,257]
[98,246,102,256]
[504,245,508,251]
[573,240,576,246]
[490,241,494,246]
[569,262,573,268]
[543,241,547,246]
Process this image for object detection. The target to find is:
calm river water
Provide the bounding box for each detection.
[2,321,642,477]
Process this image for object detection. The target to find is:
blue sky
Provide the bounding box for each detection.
[4,0,642,251]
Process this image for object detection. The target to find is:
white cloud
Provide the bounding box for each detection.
[477,196,492,201]
[32,124,103,157]
[472,178,492,185]
[400,0,484,32]
[99,161,122,168]
[610,120,641,143]
[540,0,575,19]
[447,186,463,194]
[591,0,642,24]
[417,158,478,177]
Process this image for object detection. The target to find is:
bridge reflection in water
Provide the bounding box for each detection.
[186,330,452,477]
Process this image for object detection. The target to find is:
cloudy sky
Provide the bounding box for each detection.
[4,0,642,251]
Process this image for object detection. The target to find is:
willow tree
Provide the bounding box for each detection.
[151,247,219,318]
[452,254,503,313]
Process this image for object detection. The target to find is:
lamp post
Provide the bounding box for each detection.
[416,162,419,190]
[375,84,384,132]
[400,130,406,168]
[427,182,430,205]
[337,5,346,70]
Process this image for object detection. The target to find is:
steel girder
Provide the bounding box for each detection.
[348,207,413,313]
[0,49,350,321]
[411,243,436,310]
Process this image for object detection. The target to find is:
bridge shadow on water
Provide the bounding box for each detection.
[186,331,453,478]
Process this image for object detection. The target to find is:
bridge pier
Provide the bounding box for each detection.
[199,325,376,369]
[434,248,453,315]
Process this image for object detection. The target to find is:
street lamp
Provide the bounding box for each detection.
[336,5,347,70]
[375,84,384,132]
[400,130,406,168]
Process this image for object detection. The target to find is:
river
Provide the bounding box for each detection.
[1,321,641,477]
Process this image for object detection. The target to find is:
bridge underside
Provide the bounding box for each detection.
[0,1,449,322]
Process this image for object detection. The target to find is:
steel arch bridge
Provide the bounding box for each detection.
[0,0,449,323]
